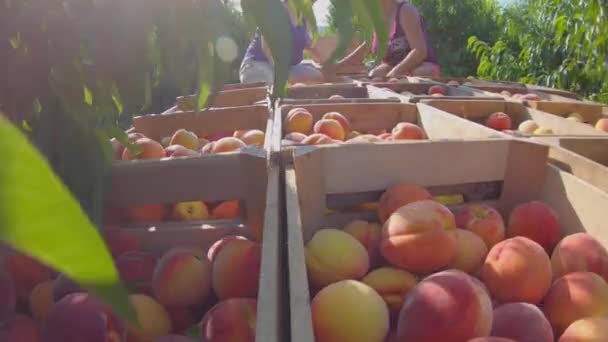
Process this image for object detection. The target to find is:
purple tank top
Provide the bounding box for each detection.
[243,18,309,66]
[372,2,437,66]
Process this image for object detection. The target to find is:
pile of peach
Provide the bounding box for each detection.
[499,91,542,102]
[112,128,265,160]
[485,111,608,135]
[105,200,240,225]
[305,183,608,342]
[0,228,261,341]
[283,107,426,145]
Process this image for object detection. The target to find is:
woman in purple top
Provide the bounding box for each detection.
[239,1,324,85]
[333,0,440,78]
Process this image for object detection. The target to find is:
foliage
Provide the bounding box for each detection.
[468,0,608,103]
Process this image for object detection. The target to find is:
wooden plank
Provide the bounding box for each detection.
[176,87,268,109]
[525,84,579,99]
[417,103,506,139]
[287,84,367,100]
[280,98,400,106]
[526,101,606,125]
[292,149,327,242]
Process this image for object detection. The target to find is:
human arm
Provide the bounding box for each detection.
[386,5,428,78]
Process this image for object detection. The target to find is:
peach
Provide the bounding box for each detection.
[480,237,552,304]
[378,183,433,224]
[166,307,196,334]
[126,204,167,223]
[343,220,382,265]
[211,239,261,299]
[567,112,584,123]
[205,131,232,142]
[500,90,513,97]
[170,129,199,150]
[127,132,146,143]
[486,112,512,131]
[240,129,265,147]
[534,127,554,135]
[361,267,418,317]
[507,201,560,253]
[595,118,608,132]
[0,315,41,342]
[127,294,172,342]
[171,201,209,221]
[428,85,447,95]
[431,93,445,97]
[233,130,247,139]
[551,233,608,282]
[490,303,553,342]
[284,132,307,143]
[211,200,240,220]
[302,133,334,145]
[165,145,199,158]
[313,118,346,141]
[0,270,16,323]
[468,338,516,342]
[397,270,493,342]
[346,130,361,140]
[391,122,426,140]
[197,138,209,148]
[448,229,489,274]
[103,228,140,258]
[112,138,125,160]
[378,132,393,140]
[521,93,541,101]
[3,252,52,299]
[29,280,54,320]
[116,251,157,295]
[211,137,246,153]
[305,229,369,288]
[207,235,248,262]
[455,204,506,249]
[543,272,608,336]
[367,129,387,135]
[153,247,212,307]
[285,108,313,134]
[559,317,608,342]
[199,298,257,342]
[51,274,82,302]
[345,134,382,144]
[43,293,126,342]
[200,141,215,154]
[322,111,351,133]
[312,280,389,342]
[122,138,166,160]
[518,120,539,134]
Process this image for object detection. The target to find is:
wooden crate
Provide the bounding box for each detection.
[410,76,527,89]
[421,99,605,136]
[285,139,608,342]
[533,137,608,194]
[282,84,398,105]
[526,101,607,126]
[525,84,579,99]
[175,86,268,111]
[367,83,503,103]
[276,102,503,148]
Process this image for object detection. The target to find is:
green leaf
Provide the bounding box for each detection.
[196,43,215,111]
[288,0,318,40]
[111,83,124,115]
[0,116,136,324]
[327,0,354,64]
[357,0,388,62]
[84,86,93,106]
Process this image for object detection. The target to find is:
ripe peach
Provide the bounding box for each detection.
[346,130,361,140]
[111,138,125,160]
[322,112,351,133]
[127,132,146,142]
[240,129,265,147]
[29,280,54,320]
[43,293,126,342]
[197,138,209,149]
[468,338,516,342]
[507,201,560,253]
[166,307,196,334]
[103,228,140,258]
[518,120,539,134]
[486,112,512,131]
[3,252,52,299]
[211,239,261,299]
[448,229,489,274]
[122,138,166,160]
[480,237,552,304]
[378,132,393,140]
[595,118,608,132]
[500,90,513,97]
[126,204,166,223]
[211,137,246,153]
[361,267,418,317]
[171,201,209,221]
[567,112,584,123]
[391,122,426,140]
[378,183,433,224]
[551,233,608,282]
[51,274,82,302]
[534,127,555,135]
[455,204,506,249]
[200,141,215,154]
[490,303,553,342]
[431,93,445,97]
[305,229,369,288]
[312,280,389,342]
[397,270,493,342]
[302,133,334,145]
[199,298,257,342]
[559,317,608,342]
[205,131,232,142]
[116,251,157,295]
[165,145,199,158]
[207,235,248,262]
[313,118,346,141]
[127,294,172,342]
[428,85,447,95]
[233,130,247,139]
[211,200,240,220]
[0,270,16,323]
[543,272,608,336]
[0,315,41,342]
[285,108,314,134]
[343,220,382,265]
[284,132,308,143]
[153,247,211,307]
[380,200,457,273]
[170,129,199,150]
[345,134,382,144]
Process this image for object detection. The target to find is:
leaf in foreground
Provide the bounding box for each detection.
[0,115,136,323]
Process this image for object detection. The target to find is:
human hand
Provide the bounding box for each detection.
[368,63,391,79]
